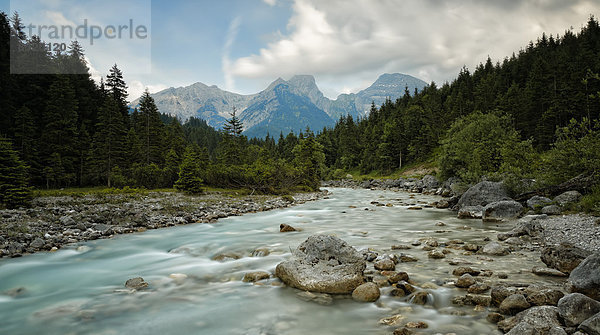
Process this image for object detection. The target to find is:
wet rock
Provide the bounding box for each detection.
[408,291,429,305]
[251,247,270,257]
[391,244,411,250]
[455,274,476,288]
[466,293,491,306]
[557,293,600,327]
[453,266,480,276]
[352,282,380,302]
[435,200,450,209]
[463,243,480,252]
[363,250,378,262]
[487,312,505,323]
[125,277,148,290]
[526,288,564,306]
[527,196,552,209]
[374,259,396,271]
[541,245,591,274]
[499,306,561,334]
[532,266,567,277]
[275,235,366,294]
[3,287,26,297]
[481,242,509,256]
[542,205,562,215]
[468,283,490,294]
[579,312,600,335]
[427,250,445,259]
[379,314,405,326]
[394,281,417,295]
[568,253,600,300]
[399,254,418,262]
[483,200,523,222]
[553,191,582,206]
[242,271,270,283]
[405,321,428,328]
[279,224,297,232]
[295,291,333,305]
[383,271,409,284]
[392,327,413,335]
[211,253,242,261]
[457,206,483,219]
[499,294,530,315]
[491,286,520,307]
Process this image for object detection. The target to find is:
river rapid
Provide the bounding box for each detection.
[0,188,563,335]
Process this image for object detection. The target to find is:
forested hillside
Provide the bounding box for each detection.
[0,11,325,208]
[318,17,600,198]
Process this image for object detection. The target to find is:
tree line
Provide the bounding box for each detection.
[0,11,325,208]
[316,17,600,197]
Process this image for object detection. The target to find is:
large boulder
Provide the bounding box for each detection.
[527,196,552,209]
[557,293,600,327]
[456,181,511,211]
[498,306,561,334]
[483,200,523,222]
[541,245,591,274]
[568,253,600,300]
[275,235,366,294]
[421,175,440,190]
[553,191,582,206]
[500,294,531,315]
[580,312,600,335]
[481,242,509,256]
[352,282,380,302]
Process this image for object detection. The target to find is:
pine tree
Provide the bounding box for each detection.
[292,136,325,191]
[218,107,246,165]
[222,107,243,136]
[138,90,164,164]
[0,137,32,208]
[175,145,204,193]
[13,105,37,171]
[105,64,129,117]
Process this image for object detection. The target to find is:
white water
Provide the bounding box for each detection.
[0,188,561,334]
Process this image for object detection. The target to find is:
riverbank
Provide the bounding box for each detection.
[0,190,324,258]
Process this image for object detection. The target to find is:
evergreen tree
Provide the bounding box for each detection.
[137,90,164,164]
[292,136,325,191]
[0,137,32,208]
[175,145,205,193]
[105,64,129,117]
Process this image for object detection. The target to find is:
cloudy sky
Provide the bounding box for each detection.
[3,0,600,100]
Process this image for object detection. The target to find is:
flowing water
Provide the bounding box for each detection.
[0,188,563,335]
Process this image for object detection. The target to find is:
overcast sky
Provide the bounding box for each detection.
[3,0,600,100]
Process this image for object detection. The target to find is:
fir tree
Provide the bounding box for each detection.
[0,137,32,208]
[105,64,129,117]
[137,89,164,164]
[175,145,205,194]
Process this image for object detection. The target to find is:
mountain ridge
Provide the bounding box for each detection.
[131,73,427,138]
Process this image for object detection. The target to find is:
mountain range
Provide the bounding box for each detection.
[131,73,427,138]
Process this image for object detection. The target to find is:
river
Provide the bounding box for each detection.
[0,188,563,334]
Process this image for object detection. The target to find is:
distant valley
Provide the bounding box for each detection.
[131,73,427,138]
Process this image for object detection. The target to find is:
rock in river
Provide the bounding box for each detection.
[481,242,509,256]
[482,200,523,222]
[456,181,511,211]
[568,253,600,300]
[125,277,148,290]
[280,224,297,232]
[557,293,600,327]
[275,235,366,294]
[352,282,380,302]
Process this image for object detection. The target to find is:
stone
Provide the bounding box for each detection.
[568,253,600,300]
[242,271,270,282]
[422,175,440,189]
[455,273,476,288]
[491,286,520,307]
[29,238,45,249]
[436,200,450,209]
[483,200,523,222]
[408,291,429,305]
[463,243,480,252]
[557,293,600,327]
[457,206,483,219]
[279,224,297,232]
[579,312,600,335]
[428,250,445,259]
[405,321,428,328]
[452,266,480,276]
[391,244,411,250]
[532,266,567,277]
[374,258,396,272]
[456,181,511,210]
[379,314,405,326]
[392,327,413,335]
[526,289,564,306]
[542,205,562,215]
[499,294,531,315]
[399,254,418,262]
[211,253,242,261]
[487,312,505,323]
[125,277,148,290]
[59,216,76,226]
[501,306,561,333]
[553,191,582,206]
[384,271,409,284]
[527,196,552,209]
[481,242,509,256]
[468,283,490,294]
[466,293,491,306]
[275,235,366,294]
[251,248,271,257]
[352,282,380,302]
[541,245,591,274]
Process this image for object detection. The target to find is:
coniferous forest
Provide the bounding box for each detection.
[1,11,600,211]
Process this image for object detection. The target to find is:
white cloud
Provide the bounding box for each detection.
[229,0,600,97]
[222,16,242,92]
[263,0,278,6]
[128,80,169,102]
[44,10,75,26]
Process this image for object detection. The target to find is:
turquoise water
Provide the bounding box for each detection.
[0,188,559,334]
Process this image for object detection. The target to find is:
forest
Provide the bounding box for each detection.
[1,11,600,212]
